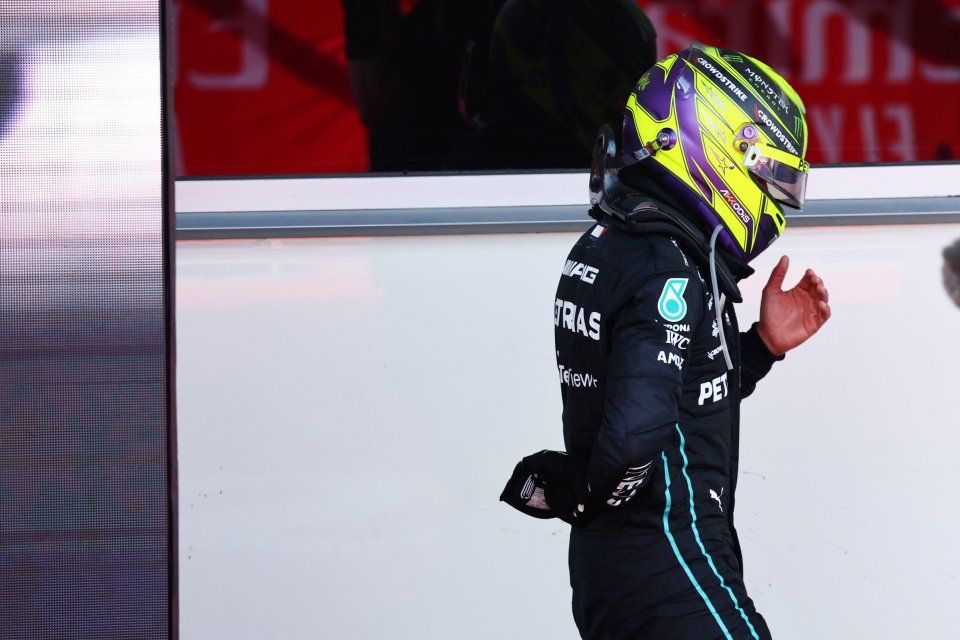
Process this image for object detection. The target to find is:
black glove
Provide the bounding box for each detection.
[499,450,592,526]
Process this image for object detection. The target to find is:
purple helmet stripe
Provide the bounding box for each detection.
[672,60,757,254]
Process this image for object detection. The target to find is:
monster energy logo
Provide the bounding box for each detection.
[744,66,790,115]
[793,116,804,138]
[722,53,744,63]
[638,72,651,92]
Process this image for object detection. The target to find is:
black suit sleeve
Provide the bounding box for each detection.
[739,322,784,399]
[587,272,701,509]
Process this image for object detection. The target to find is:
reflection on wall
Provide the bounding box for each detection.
[173,0,960,175]
[0,2,169,638]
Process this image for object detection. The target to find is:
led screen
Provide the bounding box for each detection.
[0,2,171,638]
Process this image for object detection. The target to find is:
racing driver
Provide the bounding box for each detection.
[501,44,831,639]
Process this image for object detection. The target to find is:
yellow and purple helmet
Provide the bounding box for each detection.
[621,44,809,263]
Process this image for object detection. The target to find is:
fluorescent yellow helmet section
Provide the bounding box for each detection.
[625,46,809,260]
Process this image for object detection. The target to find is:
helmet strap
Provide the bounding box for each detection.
[630,129,677,163]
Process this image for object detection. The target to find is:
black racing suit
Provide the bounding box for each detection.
[555,210,781,640]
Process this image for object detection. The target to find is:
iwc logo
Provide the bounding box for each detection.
[657,278,688,322]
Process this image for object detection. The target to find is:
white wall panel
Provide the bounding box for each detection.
[176,222,960,639]
[175,164,960,214]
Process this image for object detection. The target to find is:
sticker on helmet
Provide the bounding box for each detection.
[658,278,689,322]
[793,116,805,139]
[637,71,651,92]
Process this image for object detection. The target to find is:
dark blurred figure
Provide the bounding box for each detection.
[452,0,657,170]
[944,236,960,308]
[342,0,656,172]
[342,0,504,172]
[0,50,23,141]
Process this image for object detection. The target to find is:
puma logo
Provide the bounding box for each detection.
[709,487,724,512]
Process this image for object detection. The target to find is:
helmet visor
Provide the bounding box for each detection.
[745,146,808,210]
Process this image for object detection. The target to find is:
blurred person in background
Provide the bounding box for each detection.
[341,0,656,171]
[341,0,503,171]
[502,45,830,639]
[0,51,22,141]
[944,236,960,308]
[451,0,656,169]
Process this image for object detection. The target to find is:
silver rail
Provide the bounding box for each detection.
[176,196,960,240]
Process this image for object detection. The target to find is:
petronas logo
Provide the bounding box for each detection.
[658,278,689,322]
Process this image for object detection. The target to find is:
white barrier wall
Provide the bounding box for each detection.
[176,221,960,639]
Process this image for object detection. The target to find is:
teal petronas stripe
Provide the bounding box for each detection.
[661,449,733,640]
[674,424,761,640]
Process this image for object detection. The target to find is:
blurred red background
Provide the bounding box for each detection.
[173,0,960,176]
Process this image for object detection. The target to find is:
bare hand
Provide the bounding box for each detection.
[755,255,831,356]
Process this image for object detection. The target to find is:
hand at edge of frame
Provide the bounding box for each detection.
[755,255,831,357]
